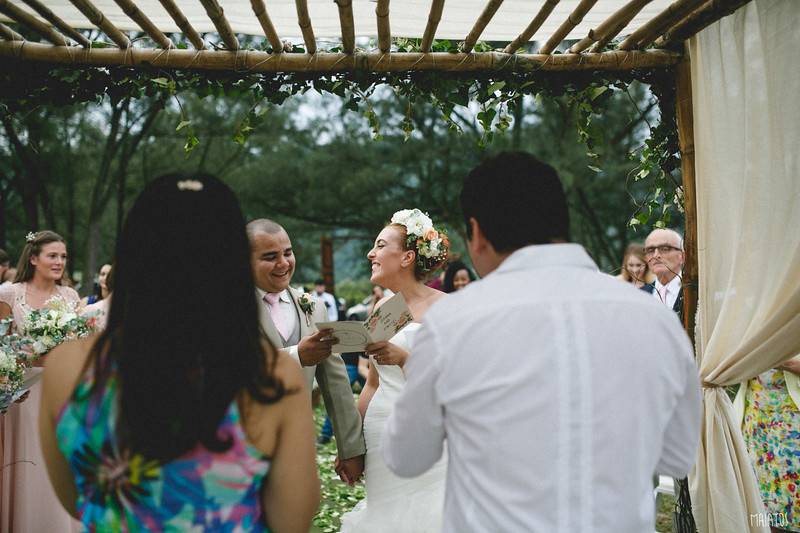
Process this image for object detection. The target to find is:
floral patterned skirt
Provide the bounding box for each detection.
[743,369,800,532]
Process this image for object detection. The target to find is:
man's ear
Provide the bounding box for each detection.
[468,217,488,253]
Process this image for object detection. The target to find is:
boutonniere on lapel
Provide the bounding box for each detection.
[297,293,316,326]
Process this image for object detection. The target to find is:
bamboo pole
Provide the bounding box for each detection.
[0,21,23,41]
[156,0,204,50]
[675,53,698,372]
[250,0,283,52]
[569,0,651,53]
[503,0,559,55]
[655,0,752,48]
[420,0,445,53]
[0,0,68,46]
[21,0,91,46]
[376,0,390,53]
[461,0,504,53]
[539,0,598,55]
[334,0,355,54]
[588,8,639,52]
[199,0,239,50]
[295,0,316,54]
[112,0,172,48]
[618,0,703,50]
[0,41,681,73]
[68,0,130,48]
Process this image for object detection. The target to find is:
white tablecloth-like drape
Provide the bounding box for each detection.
[688,1,800,532]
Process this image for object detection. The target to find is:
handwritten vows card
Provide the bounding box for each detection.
[316,292,414,352]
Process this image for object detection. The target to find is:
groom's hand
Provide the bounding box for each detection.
[335,454,365,486]
[297,329,337,367]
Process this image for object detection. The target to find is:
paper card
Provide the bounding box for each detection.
[317,292,415,352]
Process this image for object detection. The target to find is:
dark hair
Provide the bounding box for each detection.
[460,152,570,252]
[105,264,115,293]
[314,279,325,286]
[88,173,285,463]
[14,230,67,283]
[442,260,476,293]
[0,248,9,266]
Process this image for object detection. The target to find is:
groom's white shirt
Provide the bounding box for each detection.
[383,244,701,533]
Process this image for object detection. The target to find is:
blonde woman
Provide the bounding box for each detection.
[617,242,653,289]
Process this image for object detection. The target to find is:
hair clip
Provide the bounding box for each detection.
[177,179,204,192]
[26,232,36,243]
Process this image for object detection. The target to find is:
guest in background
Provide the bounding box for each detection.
[367,285,385,315]
[641,228,685,313]
[616,243,653,289]
[737,355,800,533]
[2,267,17,285]
[313,279,339,322]
[80,263,112,307]
[0,230,80,532]
[83,265,114,331]
[0,248,10,286]
[442,260,476,293]
[39,174,320,531]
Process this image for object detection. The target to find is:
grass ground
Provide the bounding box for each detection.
[311,401,679,533]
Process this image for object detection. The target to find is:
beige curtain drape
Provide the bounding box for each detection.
[688,1,800,532]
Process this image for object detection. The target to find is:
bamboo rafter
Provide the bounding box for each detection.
[503,0,559,55]
[112,0,173,48]
[420,0,445,53]
[199,0,239,50]
[0,0,68,46]
[156,0,204,50]
[334,0,355,54]
[569,0,652,53]
[539,0,598,55]
[462,0,504,53]
[0,20,23,41]
[0,41,681,72]
[68,0,130,48]
[376,0,390,53]
[295,0,316,54]
[588,8,641,52]
[655,0,752,48]
[618,0,703,50]
[21,0,91,46]
[250,0,283,52]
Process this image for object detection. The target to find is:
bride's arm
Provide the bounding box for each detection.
[357,359,379,419]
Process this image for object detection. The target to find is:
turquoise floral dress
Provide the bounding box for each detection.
[742,369,800,532]
[56,368,271,532]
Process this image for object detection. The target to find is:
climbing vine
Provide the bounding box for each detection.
[0,37,682,227]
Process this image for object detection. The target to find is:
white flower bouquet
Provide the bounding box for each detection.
[0,319,31,412]
[24,298,94,362]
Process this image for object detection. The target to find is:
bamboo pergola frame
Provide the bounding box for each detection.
[0,0,750,74]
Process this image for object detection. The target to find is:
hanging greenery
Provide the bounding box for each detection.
[0,37,681,228]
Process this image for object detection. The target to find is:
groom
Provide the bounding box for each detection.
[382,152,702,532]
[247,219,365,483]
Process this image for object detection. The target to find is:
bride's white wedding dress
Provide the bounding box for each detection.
[339,323,447,533]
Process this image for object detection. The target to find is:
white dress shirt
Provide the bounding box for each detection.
[383,244,701,533]
[652,275,682,310]
[314,290,339,321]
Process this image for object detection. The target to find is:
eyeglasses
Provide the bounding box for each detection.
[644,245,682,256]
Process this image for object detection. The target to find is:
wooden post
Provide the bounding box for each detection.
[321,236,335,295]
[676,52,698,343]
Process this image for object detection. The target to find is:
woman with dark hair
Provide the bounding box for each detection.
[340,208,449,532]
[82,264,114,331]
[0,230,81,532]
[38,174,319,531]
[441,260,476,293]
[80,263,112,307]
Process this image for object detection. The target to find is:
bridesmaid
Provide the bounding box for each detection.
[0,230,81,532]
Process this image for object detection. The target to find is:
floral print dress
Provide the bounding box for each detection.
[742,369,800,532]
[56,368,272,532]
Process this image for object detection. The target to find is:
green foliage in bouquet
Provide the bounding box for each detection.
[0,319,31,412]
[24,299,94,362]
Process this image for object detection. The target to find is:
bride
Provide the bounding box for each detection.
[339,209,450,533]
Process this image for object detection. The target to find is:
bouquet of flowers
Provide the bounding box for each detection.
[0,319,31,412]
[24,298,94,362]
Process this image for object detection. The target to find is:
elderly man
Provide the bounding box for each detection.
[641,228,685,314]
[247,219,365,484]
[382,152,702,532]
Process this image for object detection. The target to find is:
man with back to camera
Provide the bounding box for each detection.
[382,152,702,532]
[247,219,365,484]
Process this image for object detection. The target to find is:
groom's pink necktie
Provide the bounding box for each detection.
[264,292,290,340]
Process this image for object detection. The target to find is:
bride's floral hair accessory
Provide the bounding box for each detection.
[390,208,449,275]
[26,232,37,243]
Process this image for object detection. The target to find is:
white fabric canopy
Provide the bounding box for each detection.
[689,1,800,532]
[4,0,678,44]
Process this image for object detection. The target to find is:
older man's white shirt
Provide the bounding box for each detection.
[383,244,701,533]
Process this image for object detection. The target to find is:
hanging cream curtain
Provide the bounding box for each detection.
[688,1,800,532]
